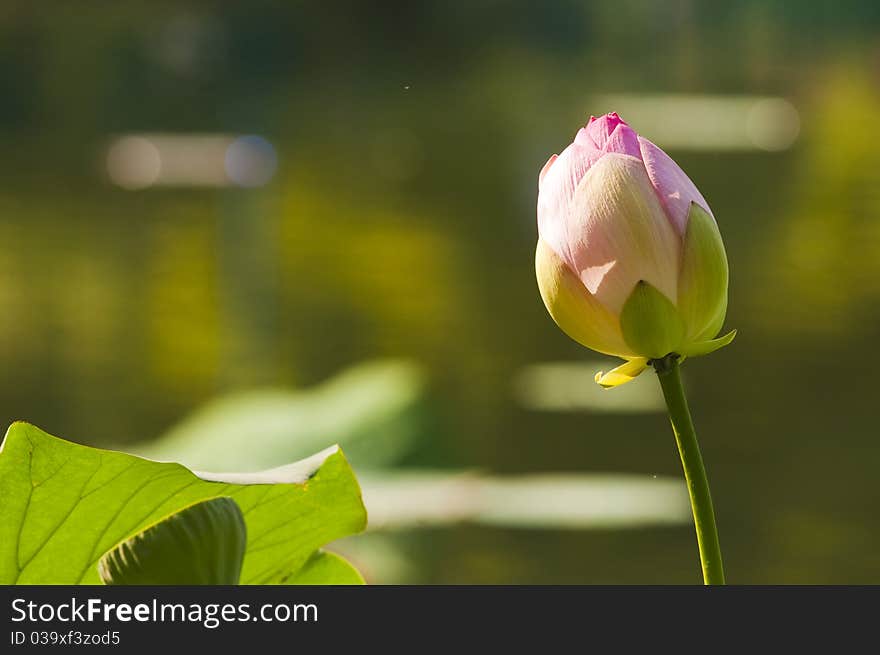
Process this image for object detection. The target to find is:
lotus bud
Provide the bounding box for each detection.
[536,113,734,387]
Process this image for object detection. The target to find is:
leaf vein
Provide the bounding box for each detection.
[16,458,103,575]
[12,443,35,582]
[77,468,185,582]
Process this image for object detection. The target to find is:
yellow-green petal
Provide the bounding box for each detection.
[678,202,729,341]
[619,280,685,359]
[594,357,649,388]
[535,239,632,357]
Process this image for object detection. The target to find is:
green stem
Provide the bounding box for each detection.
[653,355,725,585]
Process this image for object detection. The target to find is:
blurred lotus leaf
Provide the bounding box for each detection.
[99,497,247,585]
[359,471,689,531]
[0,422,366,584]
[135,359,428,472]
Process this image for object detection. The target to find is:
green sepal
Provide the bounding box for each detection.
[679,329,737,358]
[98,497,246,585]
[678,203,729,341]
[619,281,685,359]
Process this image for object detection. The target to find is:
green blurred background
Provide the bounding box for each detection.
[1,1,879,583]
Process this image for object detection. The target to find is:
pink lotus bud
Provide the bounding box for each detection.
[536,113,734,387]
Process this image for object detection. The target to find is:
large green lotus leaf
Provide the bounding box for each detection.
[0,422,366,585]
[284,551,365,585]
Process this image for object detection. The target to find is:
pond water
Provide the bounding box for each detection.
[0,2,878,583]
